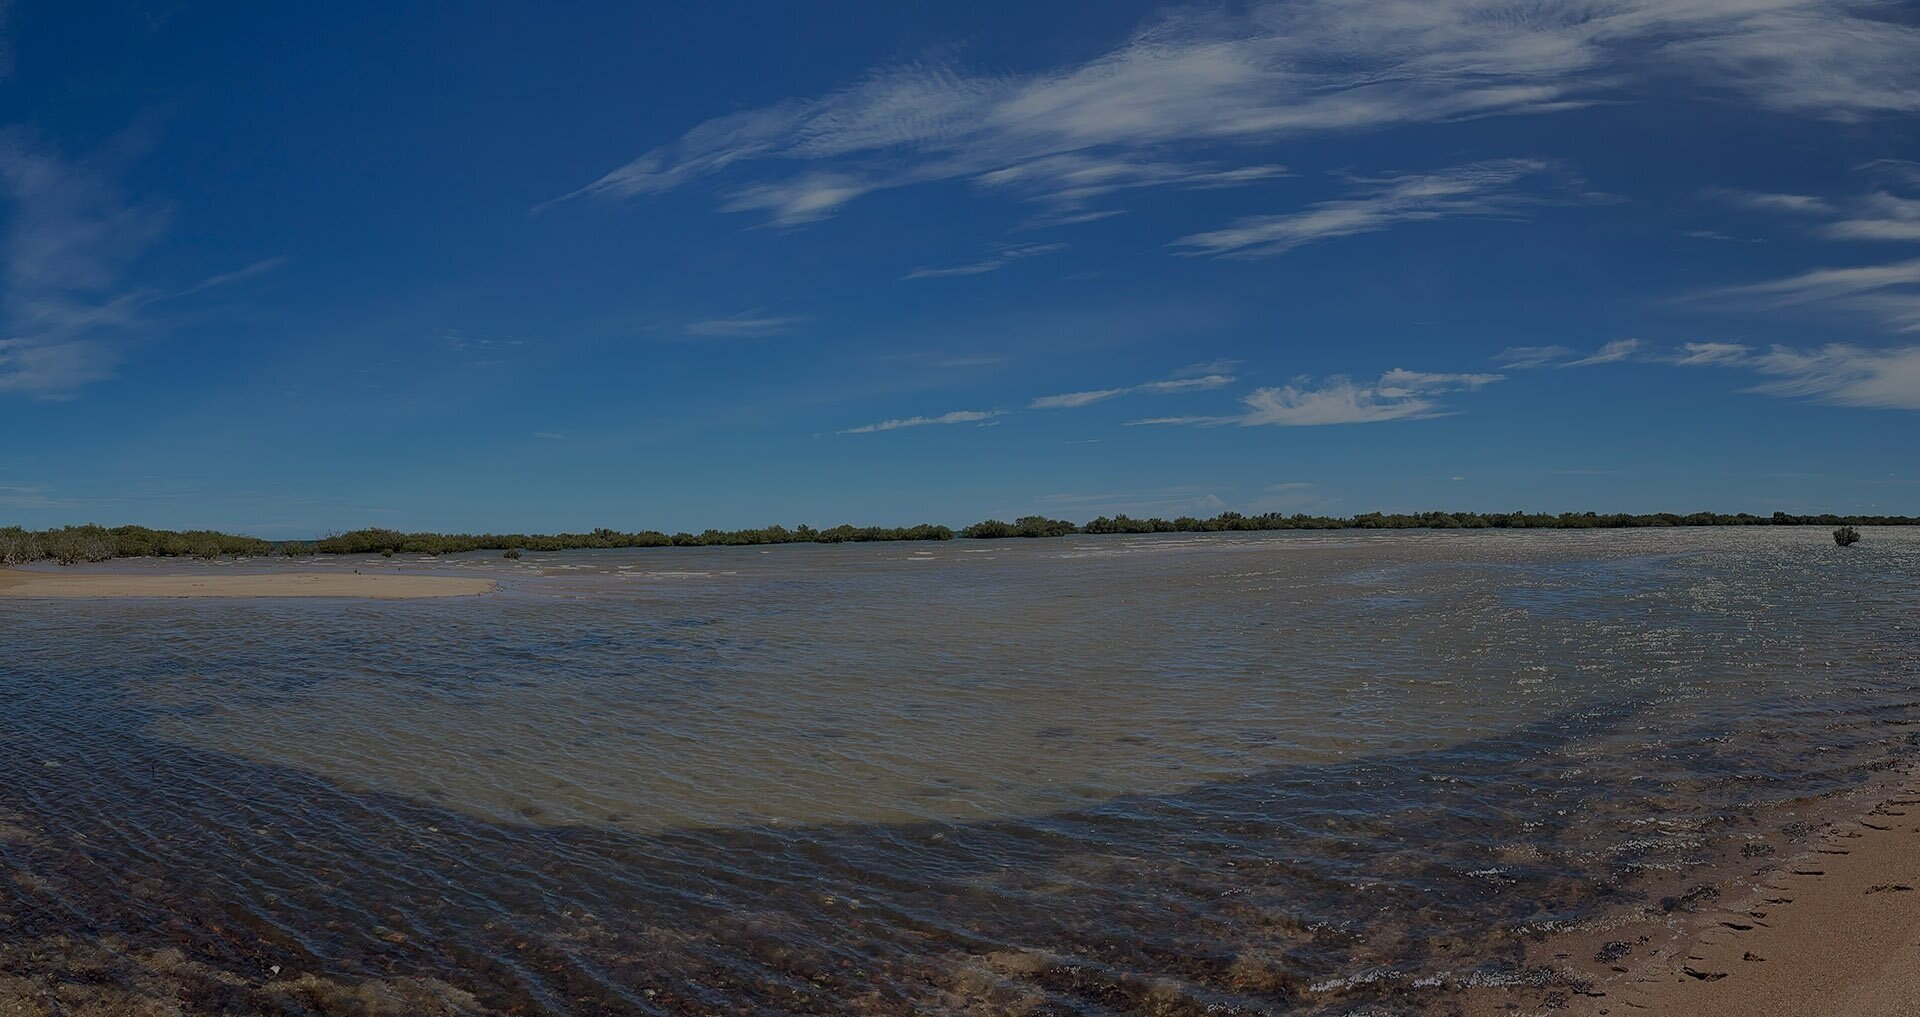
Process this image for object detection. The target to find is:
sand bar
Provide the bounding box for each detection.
[0,568,495,599]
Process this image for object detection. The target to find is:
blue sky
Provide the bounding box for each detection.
[2,1,1918,536]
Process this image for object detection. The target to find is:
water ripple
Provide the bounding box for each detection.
[1,527,1916,1013]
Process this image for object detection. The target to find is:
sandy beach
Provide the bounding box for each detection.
[1577,774,1920,1017]
[1458,769,1920,1016]
[0,568,496,599]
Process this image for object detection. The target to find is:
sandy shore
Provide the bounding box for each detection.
[1568,773,1920,1016]
[0,568,496,599]
[1455,771,1920,1016]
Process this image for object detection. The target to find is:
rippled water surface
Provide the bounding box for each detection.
[3,528,1917,1014]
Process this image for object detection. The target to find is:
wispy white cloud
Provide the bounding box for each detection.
[173,255,289,297]
[1735,259,1920,299]
[0,338,114,396]
[1659,341,1920,409]
[976,155,1287,208]
[1567,338,1643,366]
[1740,343,1920,409]
[1660,2,1920,121]
[1031,387,1127,410]
[1665,340,1753,366]
[1024,208,1128,229]
[904,242,1065,280]
[1376,368,1505,396]
[1030,370,1234,409]
[1824,192,1920,242]
[1860,159,1920,189]
[1174,159,1553,257]
[684,313,805,338]
[1240,379,1445,425]
[1171,358,1241,378]
[555,1,1920,227]
[1124,416,1214,426]
[839,409,1003,434]
[0,138,167,297]
[1711,177,1920,243]
[719,172,874,226]
[1684,229,1762,243]
[1494,344,1577,368]
[0,129,168,397]
[1138,375,1235,395]
[1702,257,1920,331]
[1705,188,1835,215]
[1130,368,1501,427]
[1496,337,1642,368]
[1698,169,1920,328]
[1498,335,1920,411]
[442,331,528,354]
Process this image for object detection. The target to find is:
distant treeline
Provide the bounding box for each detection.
[300,524,955,556]
[1072,509,1920,533]
[0,523,952,564]
[1,525,275,566]
[3,510,1914,565]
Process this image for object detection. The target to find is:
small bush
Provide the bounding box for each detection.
[503,548,521,560]
[1833,525,1862,547]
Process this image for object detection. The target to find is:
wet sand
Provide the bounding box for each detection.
[1463,769,1920,1016]
[1576,774,1920,1016]
[0,568,495,599]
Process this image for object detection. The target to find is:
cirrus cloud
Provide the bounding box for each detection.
[684,313,806,338]
[553,0,1920,229]
[1174,159,1556,257]
[838,409,1003,434]
[0,129,167,397]
[1130,368,1503,427]
[1667,341,1920,410]
[1495,336,1920,410]
[1030,371,1235,409]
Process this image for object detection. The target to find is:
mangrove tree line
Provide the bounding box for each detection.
[3,510,1915,566]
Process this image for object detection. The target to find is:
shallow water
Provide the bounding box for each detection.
[3,528,1917,1014]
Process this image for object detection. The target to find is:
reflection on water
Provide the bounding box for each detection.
[2,528,1916,1013]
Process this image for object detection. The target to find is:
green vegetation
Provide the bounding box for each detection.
[0,511,1912,566]
[959,516,1079,539]
[1,524,272,566]
[293,523,957,557]
[1079,509,1920,534]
